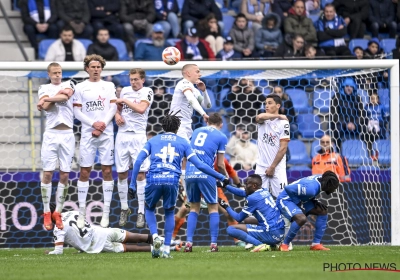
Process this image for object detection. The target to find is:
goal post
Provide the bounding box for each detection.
[0,60,398,246]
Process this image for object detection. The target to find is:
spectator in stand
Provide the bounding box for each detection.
[315,4,351,58]
[87,29,119,61]
[333,0,369,39]
[19,0,58,59]
[392,36,400,60]
[363,38,384,59]
[181,0,223,35]
[154,0,180,38]
[120,0,156,51]
[229,13,255,58]
[216,36,243,60]
[196,13,224,55]
[284,0,317,46]
[175,27,215,60]
[270,0,292,23]
[368,0,396,39]
[274,34,305,58]
[134,24,171,61]
[312,135,351,182]
[226,130,258,171]
[88,0,124,40]
[305,0,320,15]
[272,86,299,139]
[56,0,93,39]
[304,44,325,58]
[44,26,86,61]
[353,46,364,59]
[255,13,282,57]
[240,0,270,34]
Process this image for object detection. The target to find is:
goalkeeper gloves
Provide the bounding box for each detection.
[128,187,136,200]
[218,198,229,210]
[313,200,328,211]
[216,178,230,189]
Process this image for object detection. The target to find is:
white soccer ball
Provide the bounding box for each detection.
[162,47,181,65]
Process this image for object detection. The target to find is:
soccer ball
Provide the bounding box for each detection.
[162,47,181,65]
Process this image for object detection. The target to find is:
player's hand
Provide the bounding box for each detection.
[265,166,275,178]
[128,187,136,200]
[218,198,229,210]
[313,200,328,211]
[202,114,209,123]
[115,113,125,126]
[92,121,106,131]
[235,183,244,188]
[46,250,63,255]
[92,130,102,137]
[195,80,206,92]
[115,98,125,104]
[216,180,226,189]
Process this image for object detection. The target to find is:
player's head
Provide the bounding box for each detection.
[162,110,181,133]
[47,62,62,85]
[129,68,146,91]
[182,64,201,83]
[265,94,282,114]
[208,113,223,129]
[244,174,262,196]
[320,171,339,195]
[84,54,106,81]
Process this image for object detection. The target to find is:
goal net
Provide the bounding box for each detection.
[0,61,398,247]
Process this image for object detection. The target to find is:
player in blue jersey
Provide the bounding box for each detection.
[184,113,228,253]
[129,111,228,259]
[218,174,285,252]
[276,171,339,251]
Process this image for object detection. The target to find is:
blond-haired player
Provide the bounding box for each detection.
[73,54,117,229]
[114,68,153,228]
[37,62,75,231]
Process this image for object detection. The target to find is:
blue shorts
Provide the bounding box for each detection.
[277,195,315,221]
[186,175,217,204]
[246,224,285,245]
[145,183,178,210]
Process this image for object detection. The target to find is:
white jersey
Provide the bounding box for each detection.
[118,86,153,133]
[73,80,116,136]
[257,118,290,170]
[53,211,110,253]
[38,80,75,129]
[170,78,203,125]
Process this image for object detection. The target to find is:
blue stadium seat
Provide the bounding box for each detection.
[373,139,391,165]
[215,0,228,12]
[341,140,372,166]
[357,165,381,172]
[222,14,235,37]
[308,14,319,24]
[321,0,333,8]
[380,39,396,57]
[288,165,312,172]
[313,89,334,113]
[285,88,310,113]
[377,88,390,111]
[109,39,129,61]
[177,0,184,12]
[77,39,93,50]
[357,89,369,107]
[287,140,312,165]
[38,39,56,60]
[167,38,181,47]
[311,139,337,158]
[297,114,324,139]
[349,39,368,54]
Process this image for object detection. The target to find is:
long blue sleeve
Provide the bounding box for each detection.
[188,155,225,181]
[226,185,246,197]
[226,207,249,223]
[129,150,148,189]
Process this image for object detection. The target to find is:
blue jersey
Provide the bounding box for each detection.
[186,126,227,174]
[279,174,322,205]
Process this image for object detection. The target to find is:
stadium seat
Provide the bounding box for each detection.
[167,38,181,47]
[297,114,324,139]
[77,39,93,50]
[357,165,380,172]
[349,39,368,54]
[380,39,396,58]
[38,39,56,60]
[285,88,310,113]
[308,14,319,24]
[373,139,391,165]
[321,0,333,8]
[378,88,390,111]
[177,0,184,12]
[313,89,334,113]
[311,139,337,158]
[287,140,312,165]
[288,165,312,172]
[341,140,372,166]
[109,39,129,61]
[222,14,235,37]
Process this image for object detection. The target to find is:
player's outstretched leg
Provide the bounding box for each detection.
[172,205,189,241]
[161,208,175,258]
[280,214,306,252]
[117,178,131,226]
[77,179,90,229]
[136,177,146,228]
[145,205,162,258]
[101,165,114,228]
[41,180,53,230]
[310,215,330,250]
[208,204,220,252]
[227,225,263,247]
[53,171,70,230]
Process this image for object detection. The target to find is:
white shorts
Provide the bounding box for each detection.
[176,124,192,142]
[41,129,75,172]
[115,132,150,173]
[255,165,288,198]
[102,228,126,253]
[80,133,114,167]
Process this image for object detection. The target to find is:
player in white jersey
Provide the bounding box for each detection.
[169,64,212,195]
[72,54,117,229]
[36,62,75,231]
[114,68,153,228]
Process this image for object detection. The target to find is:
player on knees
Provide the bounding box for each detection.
[184,113,228,253]
[218,174,285,252]
[73,55,117,229]
[36,62,76,230]
[114,68,154,228]
[129,111,228,258]
[276,171,339,251]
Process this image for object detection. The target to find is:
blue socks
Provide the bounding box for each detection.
[145,208,158,236]
[227,226,262,246]
[186,212,198,243]
[313,215,328,244]
[283,221,301,244]
[209,212,219,244]
[164,209,174,246]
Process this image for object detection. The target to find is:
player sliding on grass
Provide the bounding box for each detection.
[218,174,285,252]
[276,171,339,251]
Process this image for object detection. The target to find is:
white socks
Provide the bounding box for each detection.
[137,180,146,214]
[118,178,128,210]
[41,182,52,212]
[102,180,114,214]
[56,183,68,213]
[77,180,89,211]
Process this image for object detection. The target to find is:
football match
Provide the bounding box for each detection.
[0,0,399,279]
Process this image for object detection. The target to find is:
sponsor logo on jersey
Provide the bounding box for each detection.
[193,148,205,155]
[86,95,106,112]
[284,130,289,135]
[152,174,175,178]
[156,163,177,170]
[185,174,208,179]
[262,133,277,146]
[284,124,289,128]
[161,135,176,141]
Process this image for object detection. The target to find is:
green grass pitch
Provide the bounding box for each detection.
[1,246,400,280]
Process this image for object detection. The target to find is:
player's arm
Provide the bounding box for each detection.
[183,89,207,118]
[47,229,65,255]
[117,99,150,114]
[42,87,74,103]
[73,105,96,127]
[129,143,151,190]
[215,153,227,177]
[255,113,288,124]
[187,153,226,181]
[269,139,289,169]
[225,185,246,197]
[102,100,117,126]
[224,159,242,186]
[195,80,212,109]
[37,95,54,111]
[219,200,249,222]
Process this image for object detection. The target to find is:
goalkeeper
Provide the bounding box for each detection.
[276,171,339,251]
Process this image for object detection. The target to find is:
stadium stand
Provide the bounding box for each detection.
[38,39,55,60]
[287,140,312,165]
[109,39,130,61]
[297,113,324,139]
[313,89,334,114]
[373,140,391,166]
[341,140,373,166]
[349,39,369,55]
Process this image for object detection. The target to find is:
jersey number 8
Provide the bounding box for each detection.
[193,132,207,147]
